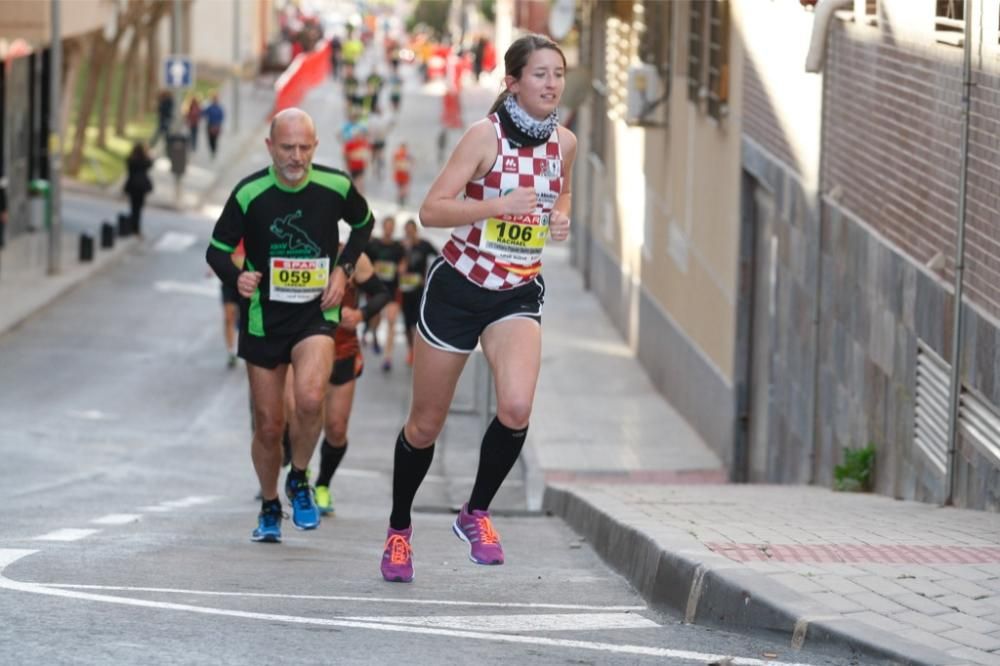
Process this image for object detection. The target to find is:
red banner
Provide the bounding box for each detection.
[272,40,332,116]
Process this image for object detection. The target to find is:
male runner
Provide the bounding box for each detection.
[399,219,437,366]
[206,108,373,543]
[363,216,405,370]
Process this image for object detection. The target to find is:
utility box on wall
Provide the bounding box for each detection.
[626,63,666,126]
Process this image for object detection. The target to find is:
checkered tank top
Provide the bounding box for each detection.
[441,113,563,290]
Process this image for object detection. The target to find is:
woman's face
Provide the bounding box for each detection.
[506,48,565,120]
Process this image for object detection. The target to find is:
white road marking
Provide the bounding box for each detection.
[91,514,141,526]
[38,584,648,611]
[341,612,659,632]
[153,280,219,297]
[66,409,117,421]
[0,550,821,665]
[140,496,221,513]
[153,231,198,252]
[32,529,99,542]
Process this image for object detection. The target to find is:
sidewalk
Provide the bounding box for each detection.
[3,76,275,338]
[534,246,1000,666]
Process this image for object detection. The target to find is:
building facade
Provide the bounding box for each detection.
[578,0,1000,511]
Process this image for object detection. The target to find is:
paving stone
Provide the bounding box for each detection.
[896,610,962,633]
[944,646,1000,666]
[938,627,1000,652]
[891,592,956,615]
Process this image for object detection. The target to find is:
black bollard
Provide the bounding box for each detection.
[79,233,94,262]
[100,221,115,249]
[117,212,133,237]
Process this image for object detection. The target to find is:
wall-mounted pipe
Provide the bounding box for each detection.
[945,0,975,506]
[805,0,853,73]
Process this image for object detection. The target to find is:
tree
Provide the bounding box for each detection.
[65,30,111,176]
[407,0,451,39]
[96,0,147,148]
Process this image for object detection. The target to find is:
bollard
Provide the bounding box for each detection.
[117,212,133,237]
[100,221,115,249]
[79,233,94,262]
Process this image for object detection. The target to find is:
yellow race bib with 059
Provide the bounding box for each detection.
[482,213,547,266]
[269,257,329,303]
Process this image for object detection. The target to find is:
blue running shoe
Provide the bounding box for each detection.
[251,506,282,543]
[286,476,320,530]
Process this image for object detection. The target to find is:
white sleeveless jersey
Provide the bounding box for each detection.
[441,113,563,290]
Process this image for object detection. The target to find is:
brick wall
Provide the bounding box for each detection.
[823,20,1000,320]
[743,55,801,176]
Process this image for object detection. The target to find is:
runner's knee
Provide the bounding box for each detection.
[496,399,532,431]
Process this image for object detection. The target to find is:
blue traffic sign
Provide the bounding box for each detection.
[163,56,194,89]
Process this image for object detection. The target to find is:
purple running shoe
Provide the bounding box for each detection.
[381,526,414,582]
[453,504,504,565]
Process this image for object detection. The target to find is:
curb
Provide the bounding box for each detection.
[542,483,964,666]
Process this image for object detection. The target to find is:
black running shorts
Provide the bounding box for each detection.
[221,282,240,304]
[329,353,364,386]
[239,312,336,369]
[417,257,544,353]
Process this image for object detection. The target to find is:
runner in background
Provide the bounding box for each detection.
[399,219,437,367]
[363,216,405,371]
[392,143,413,207]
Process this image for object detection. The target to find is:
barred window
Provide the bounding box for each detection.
[687,1,706,102]
[936,0,964,46]
[637,0,672,83]
[688,0,730,120]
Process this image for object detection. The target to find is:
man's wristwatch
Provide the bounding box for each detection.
[337,261,355,279]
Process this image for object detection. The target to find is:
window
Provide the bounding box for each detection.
[631,0,672,126]
[687,0,730,120]
[687,1,706,102]
[935,0,964,46]
[858,0,878,25]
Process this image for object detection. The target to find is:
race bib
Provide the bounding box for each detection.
[400,273,423,291]
[374,260,398,282]
[481,213,548,266]
[269,257,329,303]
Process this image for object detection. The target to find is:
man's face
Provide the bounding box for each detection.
[266,118,318,187]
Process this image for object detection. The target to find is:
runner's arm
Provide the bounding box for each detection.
[357,273,391,323]
[206,193,245,288]
[336,186,375,271]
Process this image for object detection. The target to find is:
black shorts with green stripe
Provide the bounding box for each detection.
[238,303,337,369]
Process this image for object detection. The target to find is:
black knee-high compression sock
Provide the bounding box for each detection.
[389,429,435,530]
[316,439,348,487]
[468,417,528,512]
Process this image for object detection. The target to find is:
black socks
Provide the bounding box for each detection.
[468,417,528,512]
[389,429,435,530]
[316,439,348,487]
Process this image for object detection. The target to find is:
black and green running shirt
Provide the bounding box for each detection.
[206,164,373,338]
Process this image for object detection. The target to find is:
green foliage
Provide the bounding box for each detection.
[834,444,875,492]
[480,0,496,24]
[407,0,451,39]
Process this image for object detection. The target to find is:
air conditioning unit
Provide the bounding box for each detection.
[626,63,666,126]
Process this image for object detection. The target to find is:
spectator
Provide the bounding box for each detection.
[150,91,174,148]
[202,94,225,158]
[123,142,153,238]
[186,94,202,151]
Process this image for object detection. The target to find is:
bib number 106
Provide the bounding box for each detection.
[494,222,533,242]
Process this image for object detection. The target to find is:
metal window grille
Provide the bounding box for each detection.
[914,344,949,475]
[706,0,730,120]
[959,388,1000,469]
[687,1,706,103]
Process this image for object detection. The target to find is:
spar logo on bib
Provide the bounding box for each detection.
[502,156,519,173]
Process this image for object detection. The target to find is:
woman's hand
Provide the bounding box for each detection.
[549,210,571,242]
[498,187,537,216]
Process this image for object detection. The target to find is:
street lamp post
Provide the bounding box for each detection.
[48,0,62,276]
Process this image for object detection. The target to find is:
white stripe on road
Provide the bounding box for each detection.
[340,612,658,632]
[0,550,820,665]
[39,583,647,612]
[91,514,141,526]
[32,529,99,542]
[153,231,198,252]
[139,496,221,513]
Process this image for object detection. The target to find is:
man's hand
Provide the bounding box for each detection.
[321,266,348,310]
[237,271,262,298]
[549,210,571,242]
[340,307,363,331]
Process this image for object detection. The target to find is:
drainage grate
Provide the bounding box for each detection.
[960,388,1000,468]
[914,344,949,475]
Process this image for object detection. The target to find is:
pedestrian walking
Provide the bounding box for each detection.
[313,246,391,516]
[123,142,153,238]
[202,94,225,158]
[399,219,437,367]
[186,94,202,151]
[205,108,374,544]
[150,90,174,148]
[379,34,577,583]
